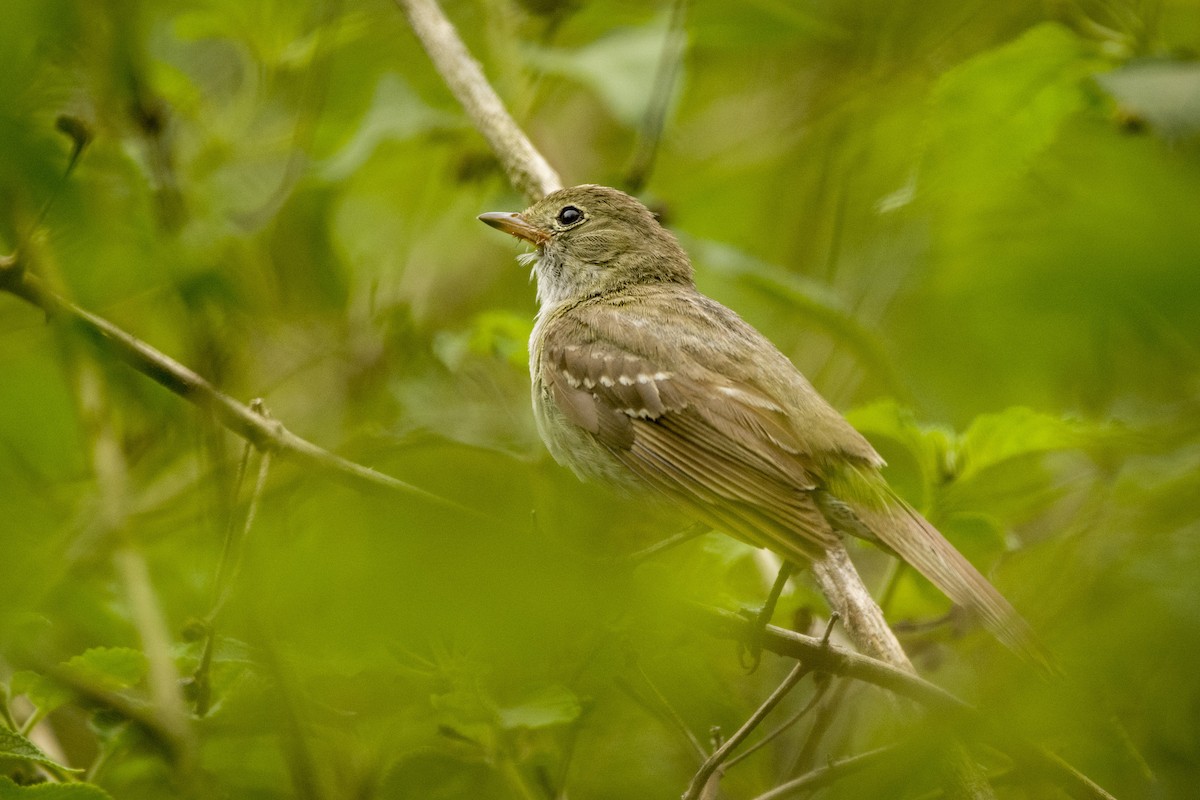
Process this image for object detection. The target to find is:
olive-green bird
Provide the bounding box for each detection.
[480,184,1035,658]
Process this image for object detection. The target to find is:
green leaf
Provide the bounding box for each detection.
[953,407,1094,482]
[523,14,671,126]
[496,685,581,731]
[319,74,463,181]
[925,23,1105,210]
[0,778,112,799]
[64,648,147,691]
[377,752,507,800]
[0,730,74,773]
[9,672,71,716]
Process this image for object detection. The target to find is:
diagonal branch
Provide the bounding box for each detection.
[0,255,474,517]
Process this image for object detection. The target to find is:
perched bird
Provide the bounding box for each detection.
[479,184,1034,658]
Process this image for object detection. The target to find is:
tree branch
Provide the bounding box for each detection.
[0,255,474,518]
[682,662,812,800]
[393,0,562,202]
[750,745,898,800]
[694,605,1116,800]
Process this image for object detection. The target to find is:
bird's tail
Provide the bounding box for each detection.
[819,471,1049,668]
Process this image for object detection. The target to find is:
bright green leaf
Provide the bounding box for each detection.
[925,23,1106,207]
[953,407,1095,482]
[0,730,75,773]
[0,778,112,799]
[9,672,71,716]
[64,648,147,691]
[524,14,671,126]
[496,684,581,730]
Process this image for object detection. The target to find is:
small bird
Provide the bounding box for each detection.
[479,184,1034,658]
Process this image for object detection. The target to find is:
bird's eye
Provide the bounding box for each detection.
[556,206,583,226]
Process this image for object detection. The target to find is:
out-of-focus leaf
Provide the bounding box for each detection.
[432,311,531,371]
[0,780,111,799]
[9,672,72,716]
[319,74,463,181]
[524,14,671,126]
[63,647,147,691]
[377,752,507,800]
[925,23,1104,204]
[1097,60,1200,139]
[953,406,1096,482]
[496,684,581,730]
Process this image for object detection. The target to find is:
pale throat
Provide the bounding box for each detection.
[526,249,611,309]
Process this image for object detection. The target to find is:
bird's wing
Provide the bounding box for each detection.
[538,297,844,560]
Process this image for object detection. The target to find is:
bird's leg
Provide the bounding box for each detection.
[740,559,796,672]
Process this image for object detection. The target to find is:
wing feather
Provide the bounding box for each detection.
[540,313,839,561]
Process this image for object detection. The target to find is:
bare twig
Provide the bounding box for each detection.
[783,676,850,777]
[751,745,899,800]
[636,663,708,761]
[393,0,561,201]
[626,521,709,563]
[683,662,813,800]
[0,256,476,518]
[724,672,835,770]
[811,542,913,670]
[191,414,274,717]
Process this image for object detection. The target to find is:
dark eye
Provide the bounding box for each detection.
[556,206,583,226]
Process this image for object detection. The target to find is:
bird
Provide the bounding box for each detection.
[479,184,1036,660]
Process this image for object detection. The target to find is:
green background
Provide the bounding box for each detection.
[2,0,1198,797]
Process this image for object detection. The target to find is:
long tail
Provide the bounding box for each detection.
[817,475,1048,668]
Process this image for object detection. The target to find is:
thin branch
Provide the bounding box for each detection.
[636,662,708,761]
[393,0,561,202]
[782,676,851,777]
[626,521,709,563]
[0,256,477,519]
[751,745,899,800]
[683,663,812,800]
[724,673,835,770]
[813,546,994,799]
[192,422,273,717]
[72,340,195,769]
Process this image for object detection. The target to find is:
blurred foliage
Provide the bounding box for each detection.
[1,0,1198,798]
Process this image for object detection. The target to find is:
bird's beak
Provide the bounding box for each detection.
[477,211,549,245]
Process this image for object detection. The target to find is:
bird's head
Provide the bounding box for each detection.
[479,184,693,307]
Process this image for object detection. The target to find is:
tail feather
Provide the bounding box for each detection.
[817,476,1049,668]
